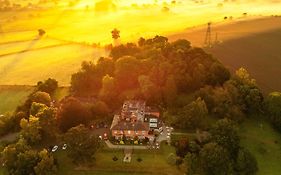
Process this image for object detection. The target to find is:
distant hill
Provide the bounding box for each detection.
[169,17,281,94]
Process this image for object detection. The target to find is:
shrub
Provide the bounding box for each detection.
[137,157,142,162]
[167,153,177,165]
[112,156,118,161]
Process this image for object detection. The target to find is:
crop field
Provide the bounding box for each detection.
[0,40,107,85]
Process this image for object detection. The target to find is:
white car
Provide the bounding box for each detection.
[156,145,160,149]
[62,144,67,150]
[167,135,170,139]
[167,132,171,136]
[52,145,58,152]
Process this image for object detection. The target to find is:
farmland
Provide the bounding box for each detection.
[169,17,281,94]
[0,37,108,85]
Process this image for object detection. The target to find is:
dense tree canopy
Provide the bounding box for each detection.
[58,97,91,132]
[64,124,101,163]
[210,118,240,158]
[265,92,281,132]
[199,142,233,175]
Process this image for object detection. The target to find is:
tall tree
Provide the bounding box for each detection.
[265,92,281,131]
[64,125,100,163]
[199,142,233,175]
[210,118,240,159]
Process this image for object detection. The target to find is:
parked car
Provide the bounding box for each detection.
[52,145,58,152]
[62,144,67,150]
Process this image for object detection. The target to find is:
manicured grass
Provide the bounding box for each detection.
[55,142,184,175]
[0,85,34,114]
[0,44,108,85]
[239,119,281,175]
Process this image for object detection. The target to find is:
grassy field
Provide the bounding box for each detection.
[0,37,67,56]
[0,85,34,114]
[0,41,107,85]
[0,85,69,114]
[54,142,184,175]
[240,119,281,175]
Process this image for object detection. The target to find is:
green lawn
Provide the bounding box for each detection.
[0,85,34,114]
[55,142,184,175]
[240,119,281,175]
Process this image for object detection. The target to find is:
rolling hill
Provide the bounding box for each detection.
[169,17,281,94]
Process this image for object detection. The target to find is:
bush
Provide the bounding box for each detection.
[137,157,142,162]
[167,153,177,165]
[112,156,118,161]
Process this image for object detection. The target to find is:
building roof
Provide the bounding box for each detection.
[111,121,149,131]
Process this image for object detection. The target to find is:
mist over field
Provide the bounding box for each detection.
[1,0,281,45]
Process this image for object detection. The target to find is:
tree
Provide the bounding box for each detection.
[199,142,233,175]
[16,150,39,175]
[163,75,177,106]
[208,62,230,85]
[37,78,58,95]
[99,74,116,104]
[233,68,263,113]
[1,139,57,175]
[58,97,91,132]
[210,118,240,159]
[30,102,57,140]
[138,75,161,104]
[114,56,142,91]
[64,125,100,163]
[71,60,104,96]
[265,92,281,131]
[111,28,120,46]
[34,149,57,175]
[111,28,120,40]
[178,97,208,130]
[185,153,199,175]
[235,148,258,175]
[31,91,51,106]
[20,116,42,145]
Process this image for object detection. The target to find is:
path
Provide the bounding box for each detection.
[105,140,147,149]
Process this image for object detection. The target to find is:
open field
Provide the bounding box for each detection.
[169,17,281,94]
[0,85,33,114]
[240,119,281,175]
[0,37,67,56]
[0,41,107,85]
